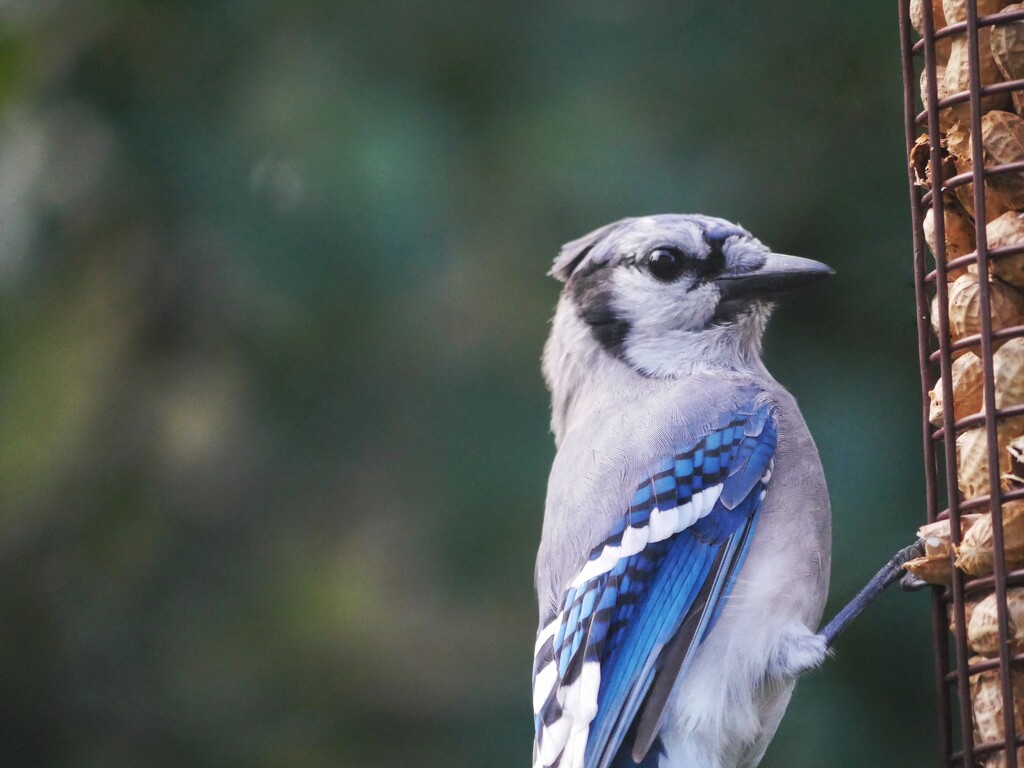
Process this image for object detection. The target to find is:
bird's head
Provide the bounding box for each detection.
[547,214,833,378]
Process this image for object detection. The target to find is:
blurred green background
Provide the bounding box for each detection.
[0,1,936,766]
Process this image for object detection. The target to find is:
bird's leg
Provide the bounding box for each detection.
[818,539,926,648]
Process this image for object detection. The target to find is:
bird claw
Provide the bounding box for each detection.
[900,571,930,592]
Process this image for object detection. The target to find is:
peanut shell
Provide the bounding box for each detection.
[924,197,976,279]
[922,65,955,131]
[968,587,1024,655]
[949,120,973,162]
[947,123,981,216]
[945,272,1024,342]
[982,111,1024,208]
[957,420,1024,499]
[970,658,1024,768]
[912,133,959,193]
[945,30,1012,127]
[944,0,1012,24]
[929,351,985,425]
[1008,434,1024,484]
[995,337,1024,409]
[905,553,956,584]
[912,515,982,586]
[950,595,984,635]
[987,211,1024,287]
[920,514,982,555]
[947,122,1012,221]
[991,3,1024,116]
[957,500,1024,572]
[911,133,933,188]
[913,0,953,60]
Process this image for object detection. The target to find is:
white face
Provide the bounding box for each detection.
[611,257,728,335]
[563,217,773,376]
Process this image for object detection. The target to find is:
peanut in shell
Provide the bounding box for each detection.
[921,65,955,131]
[912,0,953,60]
[944,0,1012,24]
[956,421,1024,500]
[920,514,983,556]
[941,340,1024,426]
[987,211,1024,287]
[943,272,1024,343]
[981,111,1024,209]
[968,587,1024,655]
[957,500,1024,572]
[991,3,1024,116]
[950,594,984,635]
[929,351,985,425]
[969,658,1024,768]
[910,515,982,586]
[994,337,1024,410]
[945,30,1012,126]
[924,197,976,280]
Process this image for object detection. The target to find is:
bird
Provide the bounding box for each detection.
[532,214,835,768]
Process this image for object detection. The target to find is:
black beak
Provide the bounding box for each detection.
[714,252,834,302]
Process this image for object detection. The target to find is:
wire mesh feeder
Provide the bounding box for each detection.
[899,0,1024,765]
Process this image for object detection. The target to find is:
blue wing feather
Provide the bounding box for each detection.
[531,400,777,768]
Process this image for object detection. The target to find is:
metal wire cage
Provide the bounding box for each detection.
[899,1,1024,765]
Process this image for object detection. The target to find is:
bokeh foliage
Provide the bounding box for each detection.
[0,1,933,766]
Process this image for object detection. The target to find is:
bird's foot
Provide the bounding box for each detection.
[819,539,926,648]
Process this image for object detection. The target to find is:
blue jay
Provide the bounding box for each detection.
[532,214,905,768]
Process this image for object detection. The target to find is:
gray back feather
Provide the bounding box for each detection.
[538,363,771,620]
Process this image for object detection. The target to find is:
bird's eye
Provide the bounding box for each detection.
[647,248,685,282]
